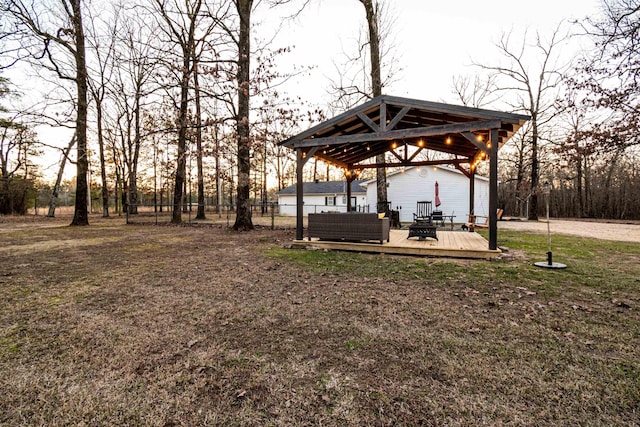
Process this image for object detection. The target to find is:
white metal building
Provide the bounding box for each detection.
[362,166,490,224]
[276,180,367,216]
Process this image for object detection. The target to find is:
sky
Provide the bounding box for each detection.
[262,0,602,107]
[24,0,603,181]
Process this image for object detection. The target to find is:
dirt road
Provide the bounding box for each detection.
[499,219,640,243]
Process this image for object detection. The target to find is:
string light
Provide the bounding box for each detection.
[445,136,452,145]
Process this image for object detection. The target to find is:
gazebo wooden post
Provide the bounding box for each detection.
[469,168,475,221]
[344,169,358,212]
[295,147,318,240]
[488,128,499,250]
[296,149,304,240]
[346,176,353,212]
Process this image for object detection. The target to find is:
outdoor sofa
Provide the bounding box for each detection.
[307,212,390,244]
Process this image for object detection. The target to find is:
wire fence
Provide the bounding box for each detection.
[121,202,279,227]
[121,202,375,228]
[30,203,393,229]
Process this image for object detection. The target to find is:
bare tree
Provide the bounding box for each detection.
[192,59,207,219]
[1,0,90,225]
[47,135,76,217]
[0,85,41,215]
[86,3,119,218]
[110,8,159,216]
[325,0,397,212]
[474,26,568,220]
[153,0,221,224]
[571,0,640,151]
[359,0,388,214]
[231,0,254,230]
[452,74,498,109]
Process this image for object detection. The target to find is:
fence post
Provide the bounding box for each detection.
[270,202,275,230]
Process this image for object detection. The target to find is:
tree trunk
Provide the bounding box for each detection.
[576,153,583,218]
[585,156,592,217]
[171,52,190,223]
[262,139,267,214]
[360,0,388,213]
[194,60,206,219]
[528,116,539,220]
[95,99,109,217]
[233,0,254,231]
[128,88,143,215]
[182,177,189,213]
[70,0,89,226]
[47,136,76,217]
[214,120,221,214]
[603,148,622,218]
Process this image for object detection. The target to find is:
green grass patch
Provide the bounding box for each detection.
[268,247,465,282]
[270,231,640,296]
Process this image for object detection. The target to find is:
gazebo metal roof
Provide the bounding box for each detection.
[279,95,529,170]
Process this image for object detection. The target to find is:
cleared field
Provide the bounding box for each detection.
[1,214,639,425]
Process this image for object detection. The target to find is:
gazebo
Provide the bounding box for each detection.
[279,95,529,250]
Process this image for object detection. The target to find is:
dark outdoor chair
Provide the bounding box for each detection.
[432,210,444,227]
[408,201,437,240]
[413,201,433,224]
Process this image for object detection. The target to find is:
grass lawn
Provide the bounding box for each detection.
[1,216,639,425]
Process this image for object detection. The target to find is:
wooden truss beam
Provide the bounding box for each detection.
[352,157,469,169]
[293,119,503,149]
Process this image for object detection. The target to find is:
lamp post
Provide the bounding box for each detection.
[534,181,567,269]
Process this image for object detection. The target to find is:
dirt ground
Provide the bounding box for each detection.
[1,213,639,425]
[14,208,640,243]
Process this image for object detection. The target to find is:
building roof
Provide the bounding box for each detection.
[279,95,529,170]
[276,180,366,196]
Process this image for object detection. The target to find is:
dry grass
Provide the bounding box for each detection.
[1,214,639,426]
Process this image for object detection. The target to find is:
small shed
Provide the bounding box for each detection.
[276,180,367,216]
[362,166,489,224]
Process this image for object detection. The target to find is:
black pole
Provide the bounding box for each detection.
[488,128,499,250]
[296,149,304,240]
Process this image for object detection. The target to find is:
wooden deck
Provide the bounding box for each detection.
[292,229,501,259]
